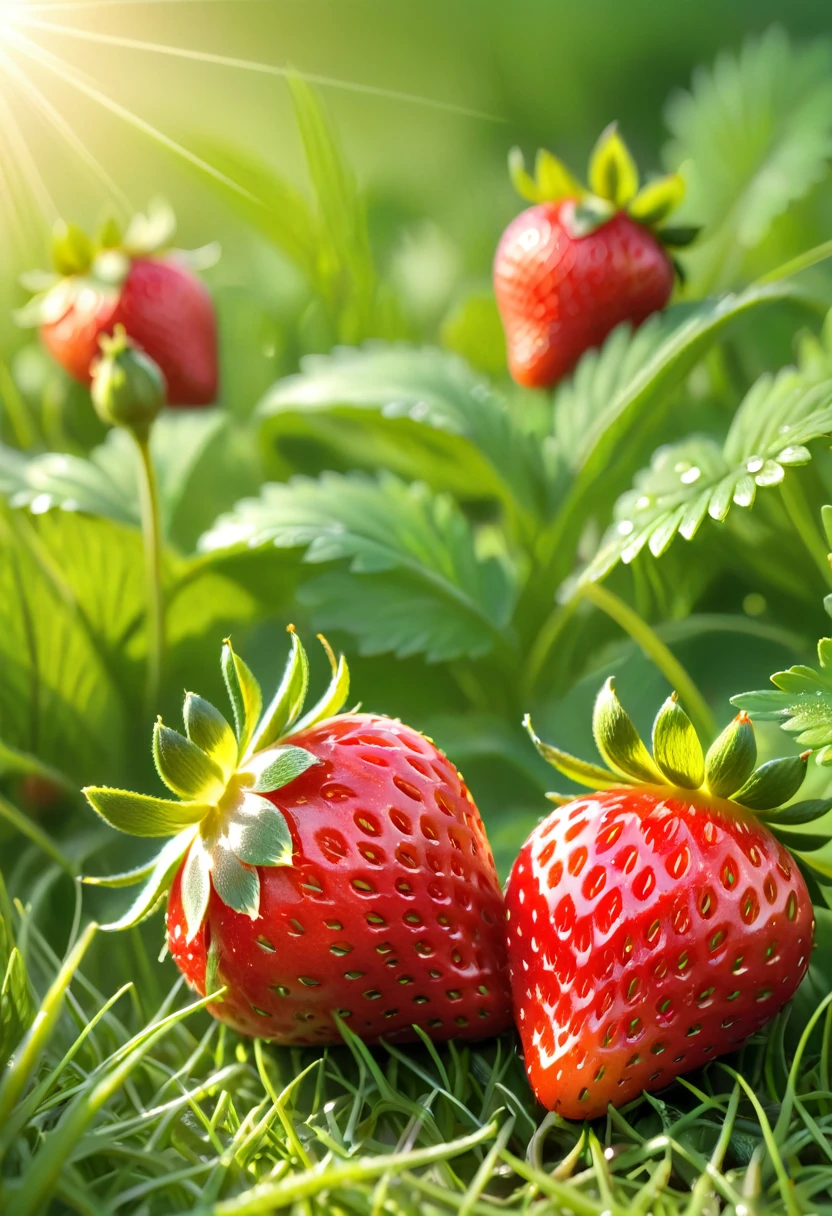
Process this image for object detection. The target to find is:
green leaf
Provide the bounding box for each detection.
[83,787,209,837]
[628,174,685,227]
[181,836,212,942]
[244,745,319,794]
[289,642,350,734]
[226,796,294,867]
[183,694,237,779]
[222,639,263,760]
[186,140,319,279]
[0,508,128,786]
[257,345,546,525]
[549,282,795,536]
[210,841,260,918]
[153,721,226,802]
[664,27,832,292]
[705,713,757,798]
[588,124,639,207]
[0,410,225,540]
[523,713,628,791]
[651,695,704,789]
[1,947,32,1067]
[593,678,665,784]
[287,74,383,343]
[733,754,809,811]
[732,661,832,752]
[201,472,517,664]
[249,631,310,755]
[585,369,832,580]
[97,829,197,931]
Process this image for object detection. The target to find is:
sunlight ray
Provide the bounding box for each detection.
[27,0,281,9]
[6,29,267,207]
[0,45,132,214]
[0,78,58,224]
[17,15,508,123]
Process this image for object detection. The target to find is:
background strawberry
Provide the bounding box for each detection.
[494,126,697,388]
[19,201,218,407]
[506,683,816,1119]
[84,632,512,1046]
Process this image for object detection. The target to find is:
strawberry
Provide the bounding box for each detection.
[494,126,698,388]
[83,631,512,1046]
[506,681,816,1119]
[19,201,218,407]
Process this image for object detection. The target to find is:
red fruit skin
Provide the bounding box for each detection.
[493,200,674,388]
[41,257,217,406]
[167,713,513,1045]
[505,787,814,1119]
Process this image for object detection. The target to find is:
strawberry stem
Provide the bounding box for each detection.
[133,431,164,718]
[580,580,716,742]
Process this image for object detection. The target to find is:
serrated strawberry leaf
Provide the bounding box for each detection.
[732,647,832,756]
[584,369,832,580]
[200,472,518,665]
[257,344,546,526]
[664,27,832,292]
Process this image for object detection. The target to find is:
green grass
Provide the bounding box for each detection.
[2,857,832,1215]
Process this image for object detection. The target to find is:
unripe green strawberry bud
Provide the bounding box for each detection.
[90,324,166,438]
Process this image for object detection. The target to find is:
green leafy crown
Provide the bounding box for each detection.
[526,676,832,898]
[16,198,220,329]
[82,628,349,942]
[526,676,823,811]
[510,123,698,249]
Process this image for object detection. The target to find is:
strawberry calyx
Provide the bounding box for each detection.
[525,678,829,833]
[15,198,220,330]
[509,123,699,252]
[82,627,350,942]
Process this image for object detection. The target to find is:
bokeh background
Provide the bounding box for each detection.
[3,0,832,339]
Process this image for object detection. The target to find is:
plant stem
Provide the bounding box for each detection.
[755,237,832,286]
[133,431,164,716]
[779,475,832,591]
[579,580,716,742]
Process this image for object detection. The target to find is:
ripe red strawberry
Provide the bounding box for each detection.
[507,683,816,1119]
[20,202,217,407]
[494,126,697,388]
[84,632,512,1046]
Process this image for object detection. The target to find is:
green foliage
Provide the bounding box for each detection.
[259,343,546,523]
[733,638,832,762]
[586,364,832,580]
[201,471,518,662]
[665,26,832,290]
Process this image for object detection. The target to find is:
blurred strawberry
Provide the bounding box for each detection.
[18,201,219,407]
[494,126,698,388]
